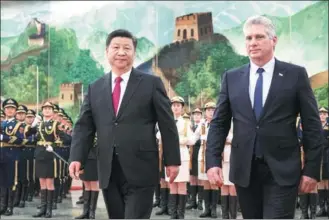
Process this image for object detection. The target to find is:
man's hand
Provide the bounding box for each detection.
[166,166,179,183]
[207,167,224,188]
[69,161,81,180]
[299,175,317,193]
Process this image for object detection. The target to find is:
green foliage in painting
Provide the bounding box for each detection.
[175,41,249,106]
[314,83,328,108]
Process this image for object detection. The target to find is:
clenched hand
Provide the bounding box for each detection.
[166,166,179,183]
[207,167,224,188]
[69,161,81,180]
[299,175,317,193]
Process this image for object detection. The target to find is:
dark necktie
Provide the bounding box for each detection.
[112,77,122,115]
[254,67,265,158]
[254,68,265,121]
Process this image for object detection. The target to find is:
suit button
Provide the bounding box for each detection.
[256,126,259,129]
[114,123,118,126]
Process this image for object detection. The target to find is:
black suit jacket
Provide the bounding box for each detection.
[69,68,181,189]
[206,59,323,187]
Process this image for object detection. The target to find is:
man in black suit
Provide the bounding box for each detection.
[205,15,323,219]
[69,29,181,219]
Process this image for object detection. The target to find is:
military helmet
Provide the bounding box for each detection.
[53,103,60,113]
[2,98,18,109]
[319,107,328,113]
[58,108,65,116]
[41,101,54,109]
[16,105,28,114]
[192,108,202,114]
[26,109,36,117]
[183,112,190,119]
[204,101,216,109]
[171,96,185,106]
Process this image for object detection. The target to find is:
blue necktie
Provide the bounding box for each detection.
[253,68,265,121]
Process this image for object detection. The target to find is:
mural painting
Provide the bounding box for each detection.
[1,1,328,121]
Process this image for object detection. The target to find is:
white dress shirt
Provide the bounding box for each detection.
[249,57,275,108]
[111,69,132,112]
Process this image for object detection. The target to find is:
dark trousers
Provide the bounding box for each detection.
[235,158,298,219]
[102,150,155,219]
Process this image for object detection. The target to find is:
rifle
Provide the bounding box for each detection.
[159,141,163,172]
[200,122,206,173]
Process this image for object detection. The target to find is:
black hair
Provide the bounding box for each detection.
[105,29,137,49]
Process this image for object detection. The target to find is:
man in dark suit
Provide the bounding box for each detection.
[205,15,323,219]
[69,29,181,219]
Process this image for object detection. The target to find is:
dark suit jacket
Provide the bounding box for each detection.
[69,68,181,189]
[206,59,323,187]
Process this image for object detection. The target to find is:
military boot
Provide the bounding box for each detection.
[32,189,47,218]
[75,191,91,219]
[88,191,99,219]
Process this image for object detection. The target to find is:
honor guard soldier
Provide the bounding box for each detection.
[0,98,25,216]
[317,107,329,217]
[0,110,4,121]
[25,109,37,202]
[186,107,203,211]
[195,101,220,218]
[14,105,30,208]
[52,104,59,121]
[154,122,170,216]
[298,117,318,219]
[157,96,196,219]
[32,102,71,218]
[75,135,99,219]
[53,110,72,207]
[61,112,72,199]
[55,108,68,201]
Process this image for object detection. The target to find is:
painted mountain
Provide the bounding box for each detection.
[222,0,328,76]
[1,1,323,74]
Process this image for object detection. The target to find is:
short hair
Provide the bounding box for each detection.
[243,15,276,39]
[105,29,137,49]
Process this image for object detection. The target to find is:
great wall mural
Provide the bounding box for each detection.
[1,1,328,121]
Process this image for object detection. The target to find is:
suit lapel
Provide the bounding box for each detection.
[240,64,257,122]
[259,59,286,121]
[103,73,115,120]
[116,69,143,120]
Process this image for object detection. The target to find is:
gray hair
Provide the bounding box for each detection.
[243,15,276,39]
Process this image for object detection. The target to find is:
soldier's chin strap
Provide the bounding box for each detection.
[47,145,69,165]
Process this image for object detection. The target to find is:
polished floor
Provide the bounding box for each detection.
[1,189,327,219]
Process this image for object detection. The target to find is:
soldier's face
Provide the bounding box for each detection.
[4,107,16,118]
[320,112,328,123]
[205,108,215,120]
[53,113,58,121]
[42,107,54,117]
[171,103,183,116]
[106,37,135,72]
[193,113,202,123]
[16,112,26,121]
[26,116,35,125]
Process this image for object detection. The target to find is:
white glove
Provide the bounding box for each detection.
[200,135,207,141]
[46,145,53,152]
[32,116,41,127]
[0,134,3,141]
